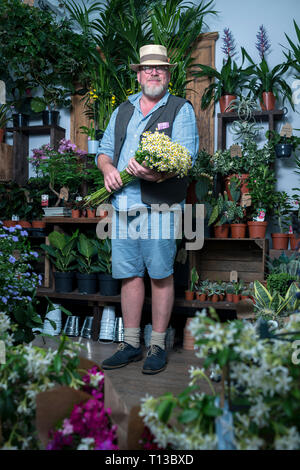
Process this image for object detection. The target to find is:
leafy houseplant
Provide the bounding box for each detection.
[96,238,120,296]
[253,280,300,322]
[75,233,101,294]
[271,191,293,249]
[266,130,300,159]
[41,230,78,293]
[241,25,294,110]
[185,266,199,300]
[266,272,299,298]
[193,28,254,112]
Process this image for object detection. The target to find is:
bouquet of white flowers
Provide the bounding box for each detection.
[84,131,192,207]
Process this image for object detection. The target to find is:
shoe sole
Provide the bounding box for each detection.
[142,364,167,375]
[102,354,143,370]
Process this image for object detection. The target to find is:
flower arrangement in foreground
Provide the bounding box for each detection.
[139,309,300,450]
[84,131,192,207]
[46,365,118,450]
[0,317,84,450]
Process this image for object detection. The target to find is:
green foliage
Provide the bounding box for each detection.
[0,104,11,128]
[241,48,294,110]
[189,266,199,292]
[193,55,254,110]
[267,272,299,297]
[94,238,113,275]
[41,230,79,272]
[283,19,300,79]
[76,233,101,274]
[266,252,300,277]
[0,0,95,112]
[253,280,300,320]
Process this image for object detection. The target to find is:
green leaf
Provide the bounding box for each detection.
[178,408,199,423]
[156,399,176,424]
[53,354,62,374]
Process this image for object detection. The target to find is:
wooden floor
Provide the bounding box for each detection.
[34,335,222,449]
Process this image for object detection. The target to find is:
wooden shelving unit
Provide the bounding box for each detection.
[217,109,284,150]
[5,124,65,185]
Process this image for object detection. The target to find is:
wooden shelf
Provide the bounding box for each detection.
[217,109,284,150]
[36,288,239,310]
[5,124,65,135]
[42,217,109,224]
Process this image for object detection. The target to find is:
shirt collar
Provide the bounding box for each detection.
[128,90,170,113]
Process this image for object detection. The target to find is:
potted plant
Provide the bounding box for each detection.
[232,281,242,303]
[31,86,71,126]
[271,191,293,249]
[266,130,300,159]
[76,233,101,294]
[95,238,120,296]
[41,230,79,293]
[196,283,207,302]
[185,266,199,300]
[193,28,254,112]
[241,25,294,111]
[207,285,219,303]
[225,283,234,302]
[207,192,231,238]
[228,200,247,238]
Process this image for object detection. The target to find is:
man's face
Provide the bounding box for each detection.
[137,66,171,99]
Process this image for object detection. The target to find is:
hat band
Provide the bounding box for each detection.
[140,53,168,63]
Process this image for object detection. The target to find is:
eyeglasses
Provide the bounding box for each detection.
[140,65,169,74]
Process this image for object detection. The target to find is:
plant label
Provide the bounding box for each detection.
[230,144,242,158]
[280,123,293,138]
[230,270,238,282]
[0,81,5,104]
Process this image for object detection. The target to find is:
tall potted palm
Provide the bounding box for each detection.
[193,28,254,112]
[241,25,294,111]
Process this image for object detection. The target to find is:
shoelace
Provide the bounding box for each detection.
[147,344,160,357]
[117,342,127,351]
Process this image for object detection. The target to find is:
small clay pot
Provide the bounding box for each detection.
[271,233,289,250]
[72,209,80,218]
[232,294,240,303]
[226,293,233,302]
[185,290,195,300]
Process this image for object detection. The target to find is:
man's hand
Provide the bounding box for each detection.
[102,162,123,193]
[125,158,163,182]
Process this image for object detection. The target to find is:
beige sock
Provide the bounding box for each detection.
[150,330,166,350]
[124,327,141,348]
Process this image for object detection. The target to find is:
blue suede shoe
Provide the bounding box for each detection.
[101,342,143,370]
[142,345,167,375]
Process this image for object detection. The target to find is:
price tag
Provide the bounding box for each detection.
[230,144,242,158]
[241,193,252,207]
[280,123,293,138]
[0,80,6,104]
[230,271,238,282]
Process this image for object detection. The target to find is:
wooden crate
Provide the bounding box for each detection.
[0,143,13,181]
[189,238,268,282]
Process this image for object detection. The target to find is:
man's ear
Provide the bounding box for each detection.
[137,71,141,84]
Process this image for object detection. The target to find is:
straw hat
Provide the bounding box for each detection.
[130,44,177,72]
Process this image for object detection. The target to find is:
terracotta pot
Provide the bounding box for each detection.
[271,233,289,250]
[289,234,300,250]
[185,290,195,300]
[232,294,240,303]
[226,293,233,302]
[31,220,46,229]
[230,223,247,239]
[196,293,206,301]
[0,128,5,143]
[3,220,16,227]
[72,209,80,218]
[247,221,268,239]
[241,295,248,300]
[214,224,229,238]
[219,294,224,301]
[219,94,236,113]
[19,220,31,228]
[260,91,276,111]
[211,294,219,302]
[87,209,96,218]
[224,174,249,200]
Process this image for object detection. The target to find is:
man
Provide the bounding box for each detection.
[96,44,199,374]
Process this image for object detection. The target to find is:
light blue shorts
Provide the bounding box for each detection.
[111,209,179,280]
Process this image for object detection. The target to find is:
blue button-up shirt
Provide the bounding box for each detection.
[96,91,199,210]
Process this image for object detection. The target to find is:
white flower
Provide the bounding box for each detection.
[275,427,300,450]
[77,437,95,450]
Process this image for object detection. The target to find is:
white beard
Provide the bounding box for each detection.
[142,82,167,98]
